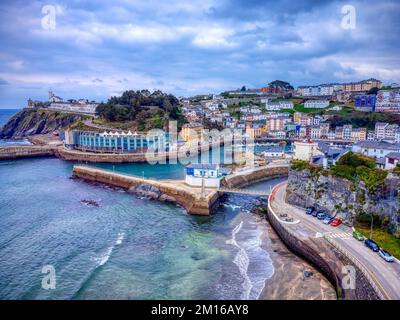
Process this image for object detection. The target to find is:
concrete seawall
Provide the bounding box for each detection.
[72,166,219,215]
[72,164,290,215]
[0,146,56,160]
[224,165,289,188]
[267,183,382,300]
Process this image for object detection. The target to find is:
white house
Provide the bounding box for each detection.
[304,100,330,109]
[385,152,400,170]
[266,101,293,111]
[185,164,227,188]
[263,147,285,158]
[352,141,400,158]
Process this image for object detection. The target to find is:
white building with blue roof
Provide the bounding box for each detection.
[185,164,228,188]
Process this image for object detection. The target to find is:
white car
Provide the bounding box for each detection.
[379,249,395,262]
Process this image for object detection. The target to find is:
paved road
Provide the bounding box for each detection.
[271,182,400,300]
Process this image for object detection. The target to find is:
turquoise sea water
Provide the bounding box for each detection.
[0,109,285,300]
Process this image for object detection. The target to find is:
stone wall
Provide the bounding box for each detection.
[0,145,56,160]
[224,165,289,189]
[266,191,381,300]
[72,166,219,215]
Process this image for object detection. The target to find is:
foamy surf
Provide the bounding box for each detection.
[94,232,125,267]
[223,203,242,211]
[226,221,274,300]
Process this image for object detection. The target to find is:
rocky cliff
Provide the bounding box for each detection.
[286,167,400,225]
[0,108,83,139]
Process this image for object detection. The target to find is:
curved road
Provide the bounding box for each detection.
[270,182,400,300]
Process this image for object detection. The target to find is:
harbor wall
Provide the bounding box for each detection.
[0,146,56,160]
[72,166,219,215]
[224,165,289,189]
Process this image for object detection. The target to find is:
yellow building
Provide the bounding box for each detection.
[343,79,382,92]
[351,128,367,141]
[181,123,203,143]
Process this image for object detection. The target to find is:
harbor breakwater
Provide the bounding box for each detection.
[72,166,219,215]
[0,145,56,160]
[72,164,290,215]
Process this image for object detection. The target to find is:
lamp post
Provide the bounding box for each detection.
[369,213,374,240]
[201,164,205,198]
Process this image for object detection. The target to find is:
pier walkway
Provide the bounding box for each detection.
[217,187,270,196]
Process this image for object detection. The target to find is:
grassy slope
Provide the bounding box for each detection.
[356,226,400,260]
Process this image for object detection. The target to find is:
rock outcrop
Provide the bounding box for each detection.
[286,167,400,224]
[0,108,83,139]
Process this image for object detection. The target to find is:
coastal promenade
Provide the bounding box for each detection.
[268,182,400,300]
[72,163,289,215]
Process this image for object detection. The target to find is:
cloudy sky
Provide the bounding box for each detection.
[0,0,399,108]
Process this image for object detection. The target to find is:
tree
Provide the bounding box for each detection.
[95,89,186,129]
[268,80,294,90]
[240,85,247,91]
[367,87,379,95]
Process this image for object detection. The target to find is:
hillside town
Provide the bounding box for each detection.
[180,78,400,143]
[22,78,400,172]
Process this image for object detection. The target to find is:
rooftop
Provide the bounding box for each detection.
[353,140,400,150]
[386,152,400,160]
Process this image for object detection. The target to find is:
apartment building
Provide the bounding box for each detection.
[354,94,376,111]
[310,126,321,139]
[342,125,353,140]
[304,100,330,109]
[375,89,400,113]
[375,122,389,139]
[343,79,382,92]
[298,84,334,97]
[266,117,285,131]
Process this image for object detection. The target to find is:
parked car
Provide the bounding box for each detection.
[352,230,365,241]
[379,249,395,262]
[364,239,380,252]
[323,215,334,224]
[330,218,342,227]
[312,211,318,217]
[306,207,315,215]
[317,211,326,220]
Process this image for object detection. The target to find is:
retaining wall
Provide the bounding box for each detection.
[267,184,382,300]
[72,166,219,215]
[0,146,56,160]
[224,165,289,189]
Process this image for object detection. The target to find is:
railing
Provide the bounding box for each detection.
[218,187,270,196]
[269,182,388,300]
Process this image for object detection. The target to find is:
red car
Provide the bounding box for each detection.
[330,218,342,227]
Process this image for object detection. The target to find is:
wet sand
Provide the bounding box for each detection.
[255,215,337,300]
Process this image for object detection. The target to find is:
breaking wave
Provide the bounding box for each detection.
[226,221,274,300]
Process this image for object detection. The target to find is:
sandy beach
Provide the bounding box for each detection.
[255,214,337,300]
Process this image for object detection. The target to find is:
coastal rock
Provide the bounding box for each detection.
[286,168,400,225]
[130,184,162,200]
[159,194,176,203]
[0,109,83,139]
[80,199,100,207]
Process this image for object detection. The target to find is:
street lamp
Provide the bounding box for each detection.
[369,212,374,240]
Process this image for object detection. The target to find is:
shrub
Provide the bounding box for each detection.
[291,160,309,171]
